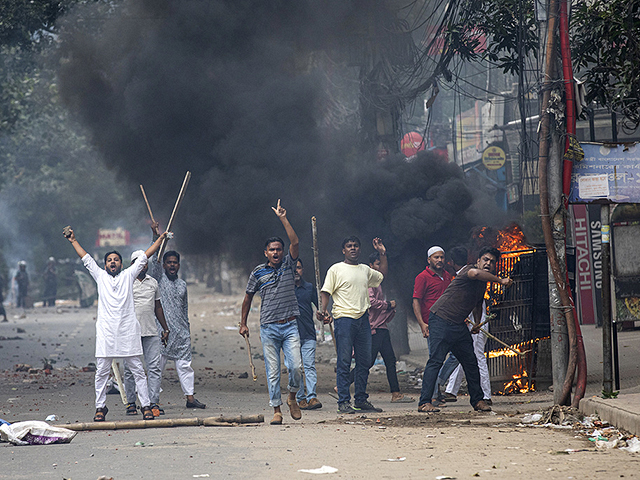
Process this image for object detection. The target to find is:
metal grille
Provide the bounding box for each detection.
[485,249,550,384]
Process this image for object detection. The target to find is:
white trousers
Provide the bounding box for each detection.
[446,312,491,400]
[95,356,150,408]
[160,355,195,396]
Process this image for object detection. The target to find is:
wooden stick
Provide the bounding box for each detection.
[480,330,528,357]
[111,360,127,405]
[312,216,336,352]
[139,185,156,223]
[157,171,191,262]
[244,334,257,381]
[57,414,264,431]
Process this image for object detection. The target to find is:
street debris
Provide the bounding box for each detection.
[298,465,338,474]
[518,405,640,454]
[45,414,59,422]
[0,420,77,446]
[383,457,406,462]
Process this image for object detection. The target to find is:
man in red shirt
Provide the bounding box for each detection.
[412,246,452,340]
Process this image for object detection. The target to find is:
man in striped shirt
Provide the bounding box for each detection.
[239,200,303,425]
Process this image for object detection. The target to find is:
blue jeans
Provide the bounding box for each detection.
[296,339,318,402]
[419,313,483,407]
[437,354,459,390]
[335,312,371,404]
[124,335,162,405]
[260,321,302,407]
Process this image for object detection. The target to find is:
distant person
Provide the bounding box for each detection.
[42,257,57,307]
[412,246,452,406]
[64,226,168,422]
[123,250,171,417]
[294,259,321,410]
[317,236,387,414]
[417,246,512,413]
[0,272,7,322]
[240,200,304,425]
[15,261,29,308]
[150,223,205,411]
[352,251,414,404]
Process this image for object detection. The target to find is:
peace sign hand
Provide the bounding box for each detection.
[271,199,287,218]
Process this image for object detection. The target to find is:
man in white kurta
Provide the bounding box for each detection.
[65,226,167,421]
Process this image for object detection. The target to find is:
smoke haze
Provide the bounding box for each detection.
[56,0,507,295]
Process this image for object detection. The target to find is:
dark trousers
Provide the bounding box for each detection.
[418,313,483,407]
[335,312,371,404]
[349,328,400,393]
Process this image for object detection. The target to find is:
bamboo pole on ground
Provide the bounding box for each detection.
[57,414,264,431]
[157,171,191,262]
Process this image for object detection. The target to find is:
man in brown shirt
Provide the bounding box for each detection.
[417,246,513,413]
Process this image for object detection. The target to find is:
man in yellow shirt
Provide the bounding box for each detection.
[317,236,387,414]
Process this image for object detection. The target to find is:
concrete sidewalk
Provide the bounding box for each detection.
[580,393,640,436]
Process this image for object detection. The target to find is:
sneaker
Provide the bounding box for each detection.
[354,400,383,412]
[337,402,357,414]
[306,398,322,410]
[125,402,138,415]
[298,399,309,409]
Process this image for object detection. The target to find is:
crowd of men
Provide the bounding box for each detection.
[61,199,512,422]
[240,200,512,424]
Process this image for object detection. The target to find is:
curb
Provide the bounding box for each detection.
[579,394,640,436]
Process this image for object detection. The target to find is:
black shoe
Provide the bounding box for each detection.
[125,402,138,415]
[473,400,491,412]
[443,392,458,402]
[483,399,493,406]
[186,398,206,409]
[337,402,357,414]
[354,400,383,412]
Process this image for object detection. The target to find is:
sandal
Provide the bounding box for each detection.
[418,403,440,413]
[391,394,416,403]
[94,406,108,422]
[126,402,138,415]
[141,406,155,420]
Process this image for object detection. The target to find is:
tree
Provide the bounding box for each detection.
[571,0,640,132]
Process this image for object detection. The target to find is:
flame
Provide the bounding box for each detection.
[501,369,533,394]
[496,223,529,257]
[488,340,540,395]
[473,224,539,395]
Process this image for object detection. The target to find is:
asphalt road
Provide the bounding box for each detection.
[1,286,639,479]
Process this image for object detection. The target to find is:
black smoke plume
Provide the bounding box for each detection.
[57,0,506,300]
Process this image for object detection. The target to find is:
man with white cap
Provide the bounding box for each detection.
[412,246,451,342]
[412,246,452,406]
[122,250,170,417]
